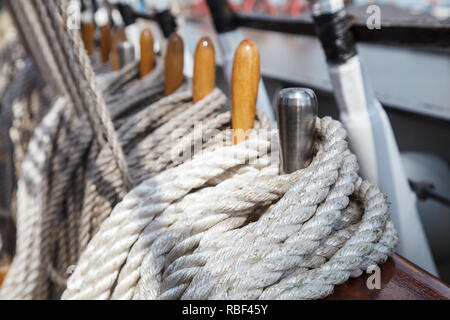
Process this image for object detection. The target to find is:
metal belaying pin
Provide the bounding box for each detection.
[117,41,135,69]
[276,88,318,174]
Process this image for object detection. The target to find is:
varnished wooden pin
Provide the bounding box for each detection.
[111,26,127,71]
[193,37,216,104]
[164,33,184,96]
[100,23,112,63]
[81,20,95,56]
[140,28,155,78]
[232,39,260,144]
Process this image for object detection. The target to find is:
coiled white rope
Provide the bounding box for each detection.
[62,116,397,300]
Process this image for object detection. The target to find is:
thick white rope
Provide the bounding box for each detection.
[63,116,397,300]
[40,114,93,299]
[63,125,273,299]
[0,97,66,299]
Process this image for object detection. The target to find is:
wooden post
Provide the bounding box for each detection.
[164,33,184,96]
[81,21,95,56]
[231,39,260,144]
[193,37,216,103]
[140,28,155,78]
[100,23,112,63]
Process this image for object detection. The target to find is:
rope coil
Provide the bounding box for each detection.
[62,116,397,300]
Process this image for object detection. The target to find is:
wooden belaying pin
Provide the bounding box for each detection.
[193,37,215,103]
[231,39,260,145]
[100,24,112,63]
[81,10,95,56]
[276,88,318,173]
[164,33,184,96]
[95,7,112,63]
[140,28,155,78]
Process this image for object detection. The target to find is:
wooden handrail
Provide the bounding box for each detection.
[328,253,450,300]
[0,258,10,288]
[0,253,448,298]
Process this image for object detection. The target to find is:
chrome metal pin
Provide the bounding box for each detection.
[117,41,135,68]
[276,88,318,174]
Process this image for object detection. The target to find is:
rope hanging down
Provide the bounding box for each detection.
[35,0,132,190]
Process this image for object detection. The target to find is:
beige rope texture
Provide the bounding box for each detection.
[76,89,228,287]
[0,73,168,300]
[6,0,65,95]
[1,61,228,300]
[0,76,167,299]
[0,98,67,299]
[34,0,132,190]
[7,63,52,182]
[0,4,167,296]
[0,86,230,299]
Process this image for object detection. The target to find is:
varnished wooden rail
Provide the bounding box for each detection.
[328,254,450,300]
[0,269,6,286]
[0,258,9,287]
